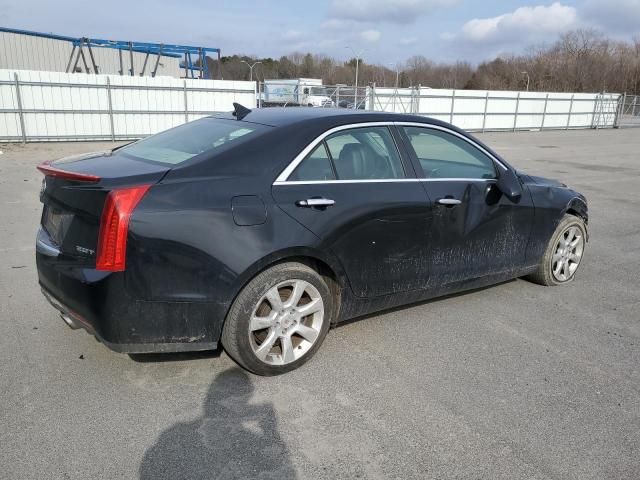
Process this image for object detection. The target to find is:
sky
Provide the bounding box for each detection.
[1,0,639,64]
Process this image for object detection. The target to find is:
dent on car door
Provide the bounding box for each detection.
[399,125,535,284]
[272,125,432,298]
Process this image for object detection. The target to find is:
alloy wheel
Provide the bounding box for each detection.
[248,279,325,366]
[551,225,584,282]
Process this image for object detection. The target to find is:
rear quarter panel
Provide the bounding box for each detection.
[125,176,331,322]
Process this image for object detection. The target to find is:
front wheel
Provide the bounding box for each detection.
[221,262,332,376]
[526,214,587,286]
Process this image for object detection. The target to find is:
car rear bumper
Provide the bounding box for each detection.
[36,250,221,354]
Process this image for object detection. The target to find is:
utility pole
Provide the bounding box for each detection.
[521,71,530,91]
[346,46,366,109]
[241,60,262,82]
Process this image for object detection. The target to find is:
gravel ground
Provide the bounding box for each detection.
[0,128,639,479]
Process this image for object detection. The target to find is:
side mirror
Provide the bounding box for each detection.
[496,168,522,203]
[303,87,309,94]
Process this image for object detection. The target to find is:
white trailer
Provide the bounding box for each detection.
[262,78,334,107]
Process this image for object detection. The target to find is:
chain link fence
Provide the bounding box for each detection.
[616,94,640,128]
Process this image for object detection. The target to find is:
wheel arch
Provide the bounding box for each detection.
[564,196,588,223]
[222,246,347,330]
[563,196,589,241]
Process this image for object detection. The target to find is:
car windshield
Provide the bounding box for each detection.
[119,118,266,165]
[309,87,328,96]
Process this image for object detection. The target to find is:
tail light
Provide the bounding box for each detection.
[96,185,151,271]
[37,161,100,183]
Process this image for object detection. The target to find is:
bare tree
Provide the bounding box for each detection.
[218,30,639,94]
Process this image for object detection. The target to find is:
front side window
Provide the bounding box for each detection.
[403,127,496,179]
[324,127,405,180]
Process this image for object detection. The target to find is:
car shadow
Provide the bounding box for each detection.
[139,367,297,480]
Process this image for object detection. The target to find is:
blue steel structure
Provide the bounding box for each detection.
[0,27,221,79]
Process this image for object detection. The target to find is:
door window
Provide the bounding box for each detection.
[403,127,496,179]
[325,127,405,180]
[289,143,336,181]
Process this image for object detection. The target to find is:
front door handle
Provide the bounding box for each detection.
[296,198,335,208]
[437,198,462,206]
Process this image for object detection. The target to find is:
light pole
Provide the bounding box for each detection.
[345,46,366,109]
[388,63,400,88]
[521,71,530,91]
[241,60,262,82]
[388,63,400,110]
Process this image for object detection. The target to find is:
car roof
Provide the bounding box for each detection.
[211,107,448,129]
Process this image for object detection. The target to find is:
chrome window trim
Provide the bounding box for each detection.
[274,178,495,186]
[273,121,508,185]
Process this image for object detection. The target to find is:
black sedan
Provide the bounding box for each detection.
[36,105,588,375]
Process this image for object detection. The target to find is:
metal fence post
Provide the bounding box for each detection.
[541,93,549,130]
[566,94,574,130]
[632,94,637,117]
[449,89,456,124]
[13,72,27,143]
[513,92,521,132]
[368,83,375,111]
[257,81,262,108]
[482,91,489,132]
[614,92,626,128]
[106,77,115,141]
[183,80,189,123]
[592,94,601,129]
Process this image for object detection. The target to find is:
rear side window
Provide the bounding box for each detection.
[120,118,265,165]
[287,126,405,182]
[325,127,405,180]
[403,127,496,179]
[289,144,336,181]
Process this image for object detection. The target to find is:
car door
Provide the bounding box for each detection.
[272,124,432,298]
[398,124,534,285]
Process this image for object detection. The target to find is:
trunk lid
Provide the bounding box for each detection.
[38,150,169,262]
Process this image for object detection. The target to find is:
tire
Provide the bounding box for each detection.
[526,214,587,286]
[221,262,333,376]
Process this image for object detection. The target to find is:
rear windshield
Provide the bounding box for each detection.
[119,118,266,165]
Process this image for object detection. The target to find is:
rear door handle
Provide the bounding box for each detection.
[296,198,335,208]
[437,198,462,206]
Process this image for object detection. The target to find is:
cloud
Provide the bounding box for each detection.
[328,0,456,24]
[582,0,640,34]
[453,2,578,44]
[320,18,355,30]
[399,37,418,46]
[281,30,302,41]
[359,29,381,43]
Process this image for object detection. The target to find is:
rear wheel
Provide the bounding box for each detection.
[221,262,332,376]
[526,214,586,286]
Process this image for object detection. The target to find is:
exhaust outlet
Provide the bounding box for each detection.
[61,313,81,330]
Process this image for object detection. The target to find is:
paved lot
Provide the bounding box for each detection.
[1,128,639,479]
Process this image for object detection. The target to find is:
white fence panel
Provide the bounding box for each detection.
[0,69,256,142]
[373,87,621,132]
[0,70,22,139]
[371,87,416,114]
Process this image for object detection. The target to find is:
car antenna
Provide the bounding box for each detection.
[232,102,252,120]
